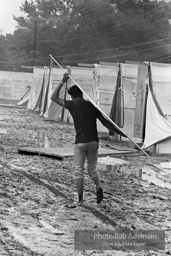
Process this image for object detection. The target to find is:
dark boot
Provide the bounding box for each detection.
[76,178,84,205]
[89,172,103,204]
[96,186,103,204]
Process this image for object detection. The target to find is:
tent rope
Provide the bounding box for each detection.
[119,87,147,99]
[120,86,171,107]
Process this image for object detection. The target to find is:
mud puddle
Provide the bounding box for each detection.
[142,165,171,189]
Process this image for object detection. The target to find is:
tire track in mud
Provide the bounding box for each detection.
[0,159,162,232]
[0,161,169,256]
[0,160,120,229]
[14,170,119,228]
[0,236,42,256]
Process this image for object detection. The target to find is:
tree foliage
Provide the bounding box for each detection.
[1,0,171,71]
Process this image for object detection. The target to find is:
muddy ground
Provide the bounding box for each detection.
[0,105,171,256]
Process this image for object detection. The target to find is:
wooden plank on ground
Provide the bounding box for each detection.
[17,147,141,161]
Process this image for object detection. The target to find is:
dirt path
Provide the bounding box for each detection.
[0,106,170,255]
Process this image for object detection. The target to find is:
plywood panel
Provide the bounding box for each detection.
[121,63,138,81]
[99,76,117,91]
[0,71,32,102]
[69,66,95,102]
[18,146,131,160]
[43,67,67,120]
[99,104,112,116]
[122,79,137,109]
[122,109,135,138]
[133,65,148,139]
[29,67,45,110]
[156,137,171,154]
[70,66,94,77]
[99,91,114,105]
[95,64,118,91]
[51,66,67,82]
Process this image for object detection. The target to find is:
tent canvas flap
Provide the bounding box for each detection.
[142,90,171,149]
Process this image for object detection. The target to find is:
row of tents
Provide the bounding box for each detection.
[17,61,171,154]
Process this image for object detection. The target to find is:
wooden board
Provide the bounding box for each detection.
[156,137,171,154]
[0,71,32,101]
[122,109,135,138]
[17,146,140,161]
[133,65,148,139]
[99,90,114,105]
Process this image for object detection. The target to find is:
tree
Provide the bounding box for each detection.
[1,0,171,71]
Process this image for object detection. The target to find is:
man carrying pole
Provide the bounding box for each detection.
[51,73,119,206]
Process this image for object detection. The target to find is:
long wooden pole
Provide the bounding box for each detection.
[49,54,151,159]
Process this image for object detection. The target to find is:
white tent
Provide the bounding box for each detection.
[42,66,67,121]
[17,87,31,107]
[25,65,96,122]
[143,62,171,153]
[27,66,45,110]
[94,63,118,133]
[120,63,139,137]
[19,61,171,154]
[142,89,171,149]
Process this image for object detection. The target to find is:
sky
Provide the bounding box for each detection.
[0,0,24,34]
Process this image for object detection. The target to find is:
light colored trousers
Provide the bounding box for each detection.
[74,141,99,181]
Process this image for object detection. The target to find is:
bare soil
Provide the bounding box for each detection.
[0,106,170,256]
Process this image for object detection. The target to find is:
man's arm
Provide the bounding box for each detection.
[51,73,69,107]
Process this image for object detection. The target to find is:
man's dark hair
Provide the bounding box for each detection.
[68,85,83,98]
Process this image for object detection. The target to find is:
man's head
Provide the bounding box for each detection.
[68,85,83,99]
